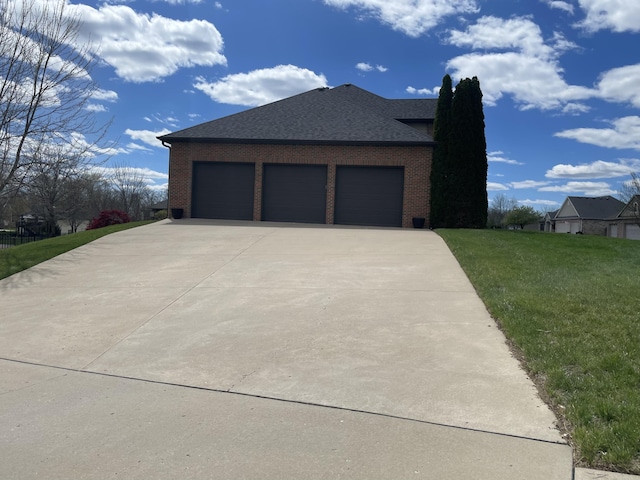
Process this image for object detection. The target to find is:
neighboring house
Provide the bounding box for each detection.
[554,196,624,236]
[158,84,436,228]
[542,209,558,232]
[608,194,640,240]
[149,199,168,219]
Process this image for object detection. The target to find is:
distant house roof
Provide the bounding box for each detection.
[558,196,625,220]
[158,84,437,146]
[150,199,168,211]
[614,194,640,218]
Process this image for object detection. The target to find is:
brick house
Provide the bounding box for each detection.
[158,84,436,228]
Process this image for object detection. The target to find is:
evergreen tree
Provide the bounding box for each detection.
[433,76,487,228]
[429,75,453,228]
[459,76,487,228]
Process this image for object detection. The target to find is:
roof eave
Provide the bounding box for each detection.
[158,137,435,147]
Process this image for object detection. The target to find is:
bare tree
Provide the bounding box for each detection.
[619,173,640,204]
[487,194,518,228]
[24,139,99,232]
[109,163,156,220]
[0,0,110,209]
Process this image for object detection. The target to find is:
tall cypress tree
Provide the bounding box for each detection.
[429,74,453,228]
[445,77,487,228]
[469,76,488,228]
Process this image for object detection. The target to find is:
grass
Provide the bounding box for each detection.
[437,229,640,474]
[0,220,155,281]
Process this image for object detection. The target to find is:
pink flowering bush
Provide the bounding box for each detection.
[86,210,131,230]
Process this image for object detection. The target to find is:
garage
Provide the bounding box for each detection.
[191,162,255,220]
[625,224,640,240]
[262,164,327,223]
[334,166,404,227]
[555,220,580,234]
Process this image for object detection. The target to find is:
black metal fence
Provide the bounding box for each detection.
[0,231,57,249]
[0,217,60,249]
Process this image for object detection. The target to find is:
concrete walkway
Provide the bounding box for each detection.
[1,219,573,479]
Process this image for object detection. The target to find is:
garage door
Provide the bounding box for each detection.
[334,166,404,227]
[626,224,640,240]
[555,220,580,234]
[191,162,255,220]
[262,164,327,223]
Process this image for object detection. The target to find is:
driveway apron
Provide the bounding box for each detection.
[0,219,572,479]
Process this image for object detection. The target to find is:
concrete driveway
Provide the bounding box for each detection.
[1,219,572,479]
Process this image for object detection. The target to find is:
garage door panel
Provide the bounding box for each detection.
[335,166,404,227]
[626,224,640,240]
[262,165,327,223]
[192,162,255,220]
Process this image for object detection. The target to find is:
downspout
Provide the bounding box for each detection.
[161,140,171,217]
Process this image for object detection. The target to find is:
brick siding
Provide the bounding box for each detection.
[168,142,432,228]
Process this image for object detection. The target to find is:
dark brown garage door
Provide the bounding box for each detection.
[191,162,255,220]
[335,166,404,227]
[262,164,327,223]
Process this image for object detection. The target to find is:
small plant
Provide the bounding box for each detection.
[153,209,168,220]
[86,210,131,230]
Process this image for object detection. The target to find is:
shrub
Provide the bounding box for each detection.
[86,210,131,230]
[153,209,168,220]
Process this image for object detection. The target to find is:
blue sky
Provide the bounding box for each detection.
[68,0,640,210]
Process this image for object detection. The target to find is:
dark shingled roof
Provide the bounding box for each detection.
[159,84,437,145]
[567,196,625,219]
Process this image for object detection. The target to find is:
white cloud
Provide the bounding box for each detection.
[93,166,169,183]
[92,89,118,102]
[142,114,179,128]
[126,143,152,152]
[125,128,172,148]
[158,0,203,4]
[406,86,438,96]
[356,62,387,72]
[542,1,575,14]
[510,180,551,189]
[545,159,640,179]
[488,151,524,165]
[70,4,226,82]
[539,181,617,196]
[596,64,640,108]
[85,104,107,113]
[519,198,561,206]
[447,16,555,58]
[550,31,580,53]
[446,16,593,110]
[576,0,640,33]
[323,0,479,37]
[194,65,328,106]
[149,182,169,192]
[487,182,509,191]
[554,116,640,150]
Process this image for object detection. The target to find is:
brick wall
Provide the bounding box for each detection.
[168,142,432,228]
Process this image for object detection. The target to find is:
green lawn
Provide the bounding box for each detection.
[437,229,640,474]
[0,221,154,281]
